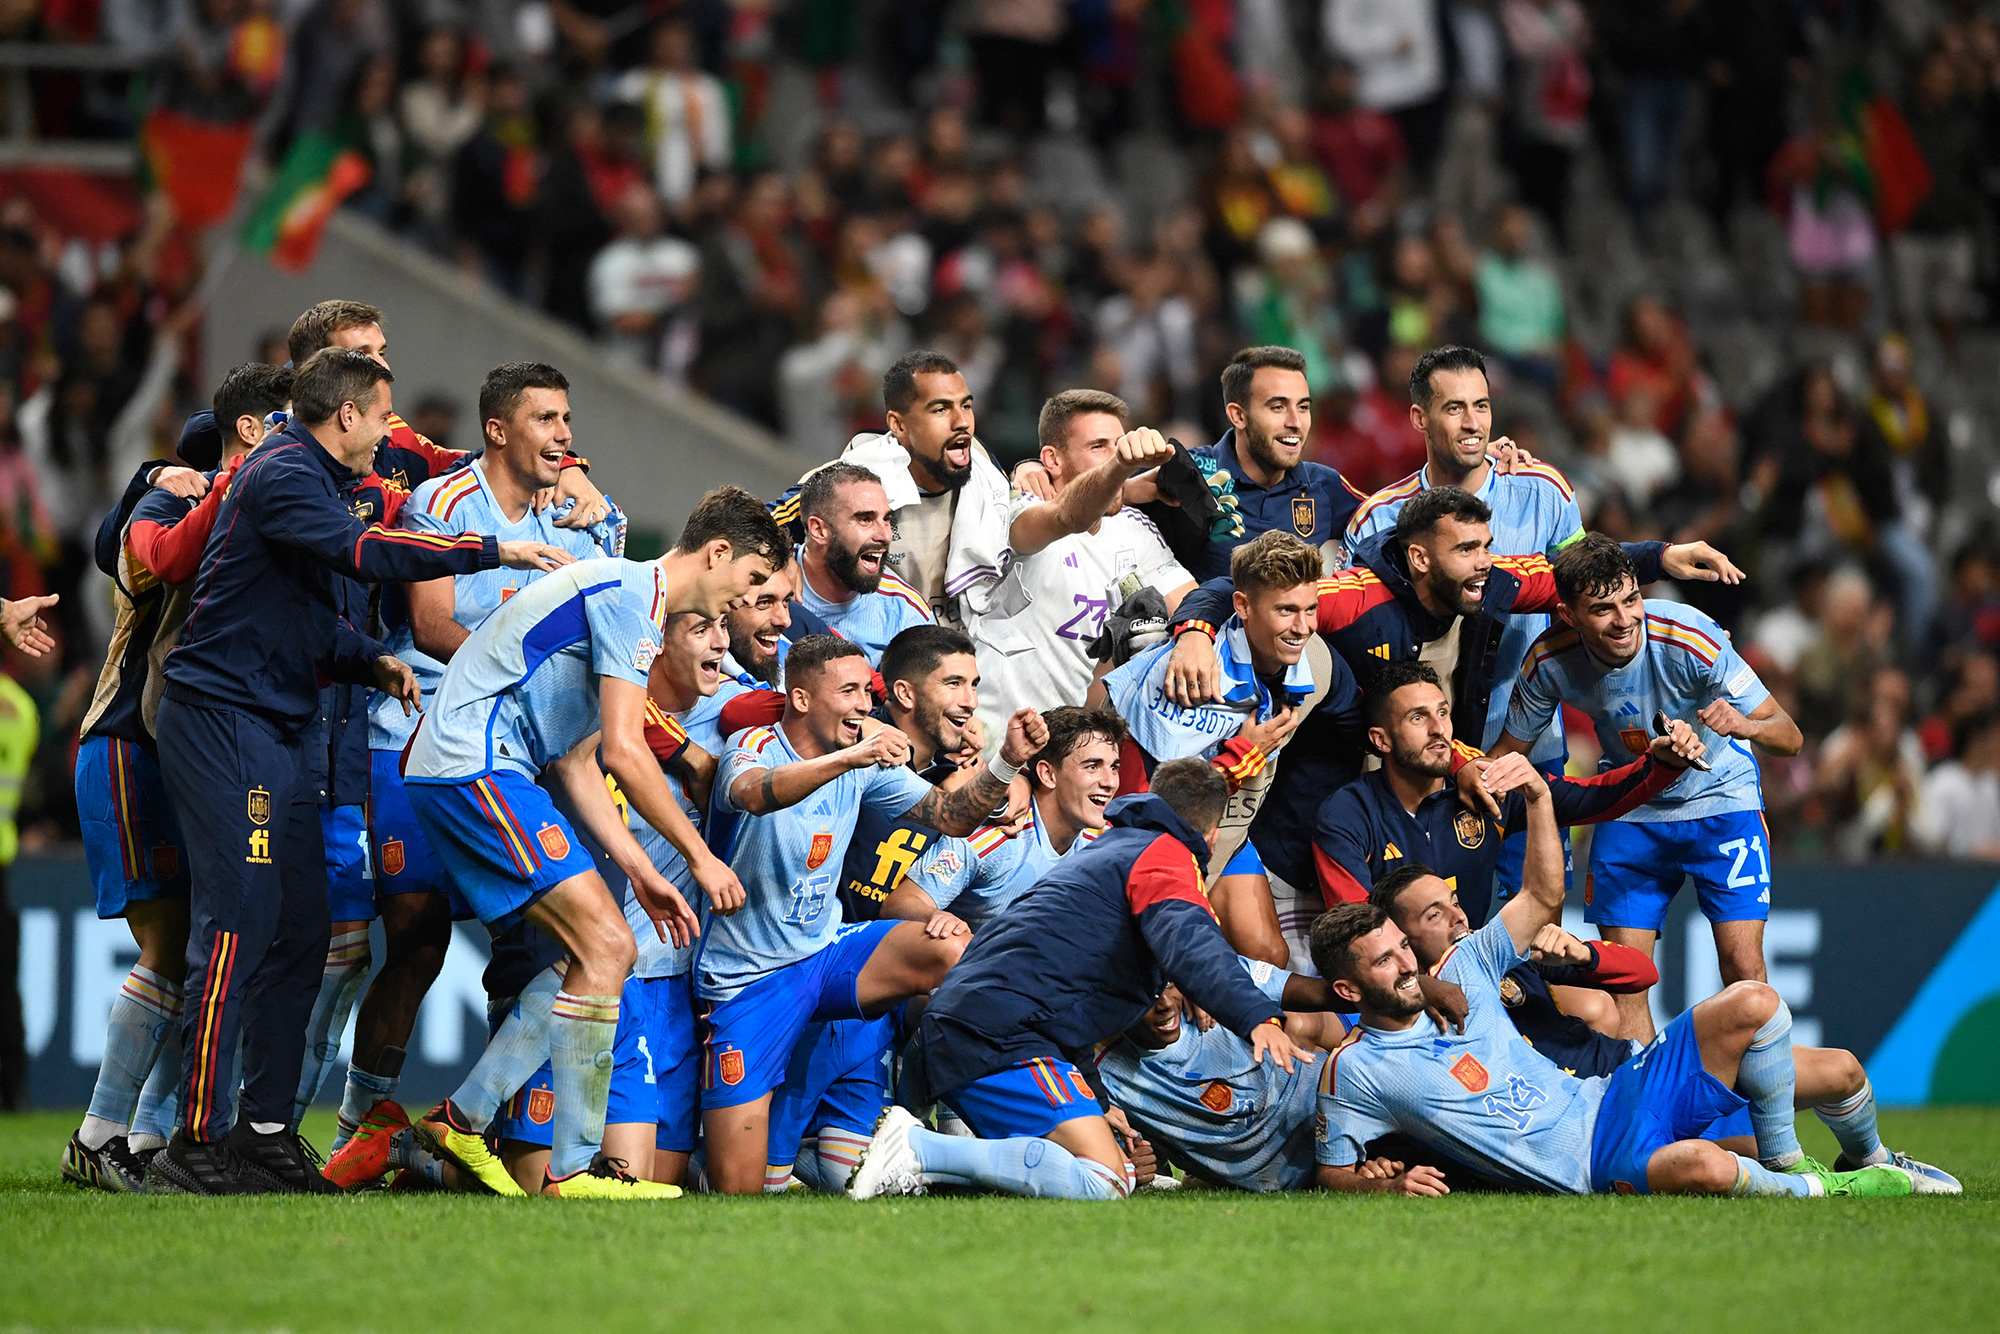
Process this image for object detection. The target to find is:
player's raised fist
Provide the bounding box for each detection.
[853,724,911,769]
[1114,427,1174,471]
[1000,708,1047,765]
[1528,923,1593,966]
[1652,716,1709,767]
[497,540,578,572]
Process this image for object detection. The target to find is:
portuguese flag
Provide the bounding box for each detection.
[1833,66,1933,236]
[240,130,372,274]
[140,109,256,230]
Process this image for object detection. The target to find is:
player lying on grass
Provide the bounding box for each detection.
[1309,761,1960,1197]
[697,634,1044,1194]
[848,760,1310,1202]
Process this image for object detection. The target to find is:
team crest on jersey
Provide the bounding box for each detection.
[150,845,179,882]
[1449,1053,1490,1093]
[537,824,571,860]
[1198,1080,1234,1113]
[807,831,833,870]
[1619,727,1650,756]
[349,497,377,521]
[1499,976,1525,1008]
[1454,811,1485,848]
[380,839,406,876]
[527,1088,555,1125]
[385,468,410,492]
[1291,497,1316,538]
[247,786,271,826]
[718,1049,745,1086]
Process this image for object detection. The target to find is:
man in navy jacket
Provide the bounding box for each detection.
[148,349,571,1197]
[849,759,1307,1201]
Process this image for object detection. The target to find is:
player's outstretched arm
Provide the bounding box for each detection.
[1495,770,1564,954]
[547,728,701,947]
[0,594,58,658]
[729,728,894,815]
[1010,428,1176,558]
[601,676,742,920]
[901,708,1048,836]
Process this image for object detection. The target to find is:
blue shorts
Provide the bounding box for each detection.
[1589,1009,1749,1194]
[405,771,597,931]
[368,750,471,918]
[697,918,899,1111]
[1218,840,1265,878]
[1586,811,1772,932]
[77,735,189,918]
[323,803,376,923]
[494,972,697,1149]
[766,1014,899,1169]
[943,1057,1106,1140]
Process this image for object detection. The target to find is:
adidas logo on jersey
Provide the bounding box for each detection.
[1615,699,1641,718]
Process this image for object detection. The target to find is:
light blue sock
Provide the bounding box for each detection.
[907,1126,1125,1200]
[129,1014,183,1148]
[1734,1001,1803,1168]
[291,929,371,1127]
[1727,1154,1816,1197]
[547,992,620,1179]
[81,966,182,1147]
[1816,1082,1889,1166]
[453,966,562,1130]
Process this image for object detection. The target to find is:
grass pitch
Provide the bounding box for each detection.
[2,1107,1996,1333]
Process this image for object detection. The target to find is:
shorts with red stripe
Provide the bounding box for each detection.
[942,1057,1107,1140]
[404,769,596,930]
[76,734,190,918]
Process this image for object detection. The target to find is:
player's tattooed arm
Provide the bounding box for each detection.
[729,743,879,814]
[902,708,1049,836]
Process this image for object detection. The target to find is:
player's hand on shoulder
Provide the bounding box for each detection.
[924,909,969,939]
[1011,459,1057,501]
[1416,974,1469,1034]
[1000,708,1047,765]
[497,540,577,571]
[1528,923,1593,966]
[1661,540,1744,584]
[1488,436,1534,473]
[1652,716,1709,766]
[152,465,209,499]
[373,655,422,715]
[1248,1020,1304,1073]
[1164,630,1221,706]
[551,469,609,528]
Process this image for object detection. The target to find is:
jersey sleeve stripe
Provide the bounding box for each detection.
[1511,461,1576,500]
[1491,552,1554,578]
[1645,617,1720,665]
[969,826,1010,855]
[1320,1024,1365,1095]
[877,575,932,616]
[433,472,480,520]
[1346,474,1422,531]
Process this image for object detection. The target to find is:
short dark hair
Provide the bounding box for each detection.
[1230,529,1323,598]
[879,624,975,692]
[1367,861,1443,919]
[291,347,392,425]
[212,363,293,438]
[883,350,961,414]
[287,299,384,365]
[1220,345,1309,408]
[1953,709,2000,758]
[784,633,868,685]
[799,462,884,527]
[674,485,788,565]
[1393,485,1491,548]
[479,361,569,425]
[1365,659,1443,728]
[1032,705,1128,783]
[1408,345,1488,409]
[1309,902,1391,982]
[1037,388,1128,450]
[1148,758,1229,834]
[1552,533,1638,605]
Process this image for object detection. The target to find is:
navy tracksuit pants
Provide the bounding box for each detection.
[157,695,331,1140]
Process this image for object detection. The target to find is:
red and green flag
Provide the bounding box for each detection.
[1832,67,1933,236]
[239,131,372,274]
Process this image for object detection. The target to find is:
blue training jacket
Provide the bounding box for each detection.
[911,792,1286,1101]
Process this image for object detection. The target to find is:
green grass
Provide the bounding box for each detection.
[3,1108,1997,1333]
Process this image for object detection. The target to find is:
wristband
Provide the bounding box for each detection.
[987,752,1022,785]
[1174,620,1218,641]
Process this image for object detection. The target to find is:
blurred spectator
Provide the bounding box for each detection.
[1236,219,1343,398]
[1767,115,1877,332]
[1697,0,1800,234]
[1894,45,1985,346]
[1475,202,1565,388]
[253,328,289,367]
[1323,0,1449,179]
[1914,711,2000,858]
[1940,539,2000,655]
[692,172,811,429]
[284,0,390,139]
[1603,386,1680,511]
[407,393,458,451]
[1203,130,1280,275]
[399,26,484,248]
[780,290,903,459]
[1313,346,1424,493]
[1651,408,1747,627]
[1600,0,1701,233]
[540,101,649,332]
[1922,648,2000,764]
[1749,558,1831,680]
[927,292,1002,406]
[967,0,1067,137]
[1309,63,1408,224]
[0,662,36,1109]
[338,54,403,226]
[589,184,700,374]
[1095,251,1199,426]
[1605,294,1702,437]
[1499,0,1591,239]
[1862,333,1949,539]
[611,18,732,213]
[450,62,538,295]
[1264,107,1342,237]
[1794,567,1894,742]
[1814,665,1927,859]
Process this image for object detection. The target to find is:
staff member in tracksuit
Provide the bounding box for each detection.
[147,349,572,1197]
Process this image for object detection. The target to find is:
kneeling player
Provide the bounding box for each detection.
[1310,766,1959,1197]
[848,761,1307,1202]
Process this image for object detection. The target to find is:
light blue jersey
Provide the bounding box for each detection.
[1347,459,1583,762]
[368,464,623,750]
[696,723,935,1001]
[405,557,670,784]
[1315,917,1607,1194]
[1098,957,1326,1192]
[901,796,1070,931]
[1103,617,1313,764]
[1506,599,1769,822]
[790,545,933,663]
